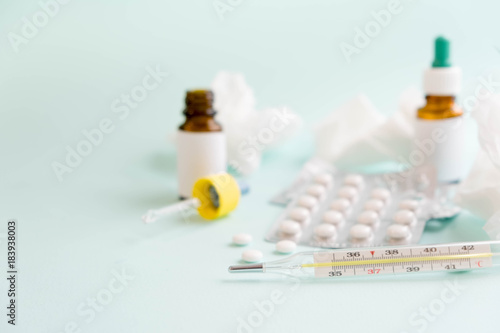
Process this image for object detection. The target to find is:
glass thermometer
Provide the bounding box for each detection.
[228,240,499,279]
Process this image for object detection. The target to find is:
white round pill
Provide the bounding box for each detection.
[350,224,373,240]
[297,195,319,211]
[276,240,296,254]
[322,210,345,226]
[357,211,380,228]
[387,224,411,240]
[232,233,252,246]
[314,173,333,187]
[279,220,301,235]
[364,199,385,215]
[393,210,417,226]
[315,223,337,239]
[289,207,310,223]
[344,174,364,189]
[338,186,358,202]
[242,249,263,263]
[371,188,391,202]
[306,184,326,199]
[399,199,420,212]
[330,198,351,215]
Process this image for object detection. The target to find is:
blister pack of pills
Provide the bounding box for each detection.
[270,158,334,206]
[266,165,435,249]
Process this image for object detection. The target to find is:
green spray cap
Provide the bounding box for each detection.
[432,36,451,68]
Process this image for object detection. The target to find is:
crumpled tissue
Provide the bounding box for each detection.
[211,72,302,175]
[314,87,424,168]
[455,93,500,238]
[313,88,500,234]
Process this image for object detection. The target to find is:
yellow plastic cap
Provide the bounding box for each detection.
[192,173,240,220]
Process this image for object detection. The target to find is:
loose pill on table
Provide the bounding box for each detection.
[349,224,373,240]
[276,240,297,254]
[232,233,252,246]
[386,224,411,240]
[314,223,337,239]
[306,184,327,199]
[314,173,333,187]
[297,195,319,211]
[330,198,351,215]
[371,188,391,202]
[322,210,345,226]
[399,199,420,212]
[242,249,263,263]
[357,211,380,228]
[364,199,385,214]
[338,186,358,202]
[279,220,301,235]
[288,207,311,223]
[344,174,364,189]
[393,210,417,226]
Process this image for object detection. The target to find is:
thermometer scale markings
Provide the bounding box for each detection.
[310,244,493,277]
[304,253,493,268]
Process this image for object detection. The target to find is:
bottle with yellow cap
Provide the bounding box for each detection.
[177,90,227,199]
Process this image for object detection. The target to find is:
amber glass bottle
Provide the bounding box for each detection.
[417,96,463,120]
[179,90,223,132]
[177,90,226,199]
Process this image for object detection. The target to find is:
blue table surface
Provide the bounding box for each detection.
[2,131,498,333]
[3,1,500,331]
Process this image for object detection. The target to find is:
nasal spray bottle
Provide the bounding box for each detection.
[415,37,465,216]
[416,36,465,183]
[177,90,227,199]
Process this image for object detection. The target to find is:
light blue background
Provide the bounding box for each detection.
[1,0,500,332]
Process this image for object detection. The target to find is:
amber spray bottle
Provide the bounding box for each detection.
[177,90,226,199]
[415,36,465,184]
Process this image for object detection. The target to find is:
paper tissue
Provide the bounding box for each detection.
[211,72,302,175]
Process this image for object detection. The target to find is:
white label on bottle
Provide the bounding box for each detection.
[176,130,226,198]
[414,117,465,183]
